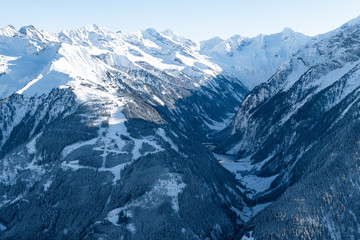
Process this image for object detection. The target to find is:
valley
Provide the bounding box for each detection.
[1,16,360,239]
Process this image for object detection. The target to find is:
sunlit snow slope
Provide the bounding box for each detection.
[0,24,252,240]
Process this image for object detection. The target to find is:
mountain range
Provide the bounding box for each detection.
[0,16,360,239]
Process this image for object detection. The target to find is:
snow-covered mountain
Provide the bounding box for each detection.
[200,28,310,89]
[0,24,251,139]
[213,16,360,239]
[1,16,360,240]
[0,24,224,97]
[0,24,252,239]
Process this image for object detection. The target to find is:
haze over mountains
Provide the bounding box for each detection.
[0,16,360,239]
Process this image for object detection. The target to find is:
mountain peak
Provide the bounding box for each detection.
[281,27,295,35]
[0,25,18,37]
[83,24,101,32]
[161,29,184,40]
[161,29,196,46]
[229,34,245,43]
[73,24,112,36]
[19,25,37,34]
[142,27,161,37]
[203,36,224,42]
[3,24,16,31]
[17,25,57,43]
[200,36,224,52]
[161,29,175,36]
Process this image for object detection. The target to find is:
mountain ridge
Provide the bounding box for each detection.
[0,24,313,91]
[211,15,360,239]
[0,21,251,240]
[1,15,360,240]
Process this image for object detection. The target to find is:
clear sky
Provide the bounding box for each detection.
[1,0,360,41]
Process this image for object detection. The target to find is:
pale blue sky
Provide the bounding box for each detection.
[1,0,360,41]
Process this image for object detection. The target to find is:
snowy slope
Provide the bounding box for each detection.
[0,25,248,240]
[0,25,223,99]
[2,19,360,239]
[216,15,360,190]
[0,24,312,99]
[0,25,250,144]
[200,28,311,89]
[221,17,360,157]
[212,16,360,239]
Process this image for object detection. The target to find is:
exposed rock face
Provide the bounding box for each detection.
[213,17,360,240]
[2,16,360,240]
[0,25,251,239]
